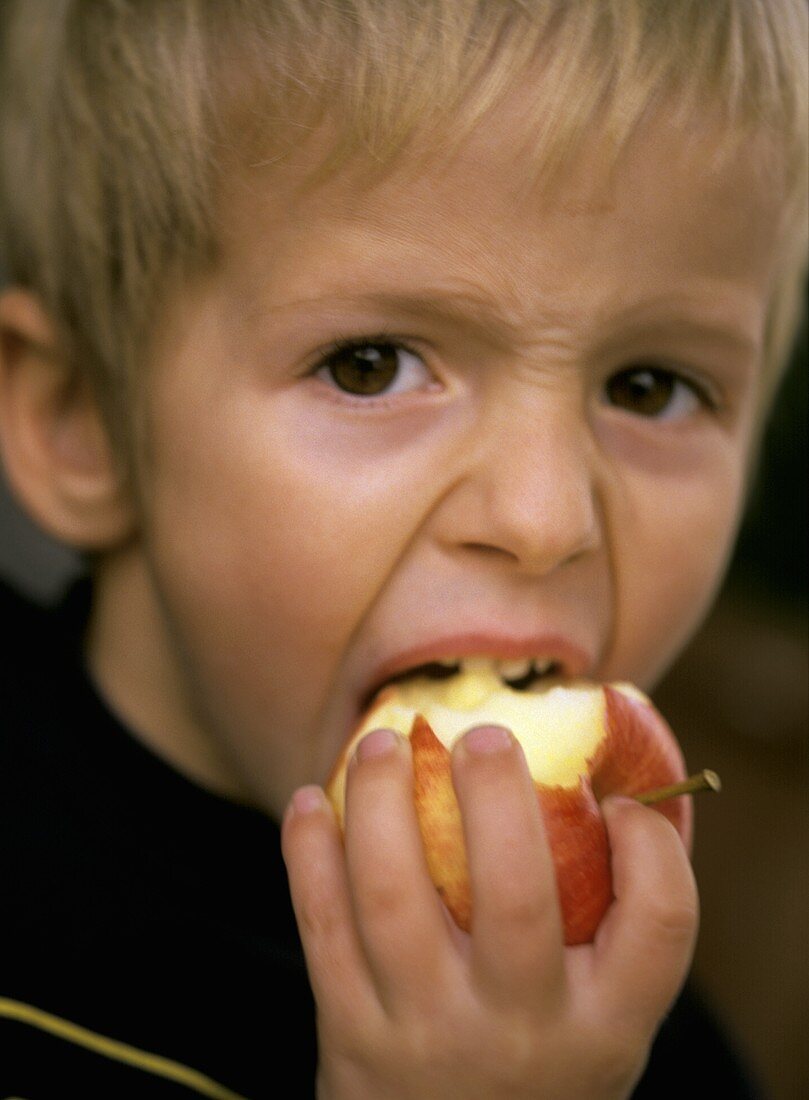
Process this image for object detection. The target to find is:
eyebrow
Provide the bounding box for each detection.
[264,284,528,346]
[265,285,762,359]
[594,300,762,361]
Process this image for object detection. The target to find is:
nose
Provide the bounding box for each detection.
[434,392,602,576]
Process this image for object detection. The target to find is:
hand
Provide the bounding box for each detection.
[281,725,698,1100]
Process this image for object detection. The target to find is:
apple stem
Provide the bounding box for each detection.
[635,769,722,806]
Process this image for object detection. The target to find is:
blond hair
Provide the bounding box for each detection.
[1,0,806,453]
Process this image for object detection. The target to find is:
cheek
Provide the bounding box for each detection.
[606,449,748,688]
[137,389,437,794]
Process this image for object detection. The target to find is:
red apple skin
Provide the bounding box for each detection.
[327,682,690,946]
[538,782,611,947]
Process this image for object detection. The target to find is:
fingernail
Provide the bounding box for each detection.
[354,727,400,763]
[462,724,513,755]
[288,784,326,817]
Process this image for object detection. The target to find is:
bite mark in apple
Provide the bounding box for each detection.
[326,664,690,945]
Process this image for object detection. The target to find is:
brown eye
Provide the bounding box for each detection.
[326,344,399,395]
[604,367,701,419]
[314,340,430,399]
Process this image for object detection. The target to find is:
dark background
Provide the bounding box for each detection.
[1,320,807,1099]
[656,326,808,1100]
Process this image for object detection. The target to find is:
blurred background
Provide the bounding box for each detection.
[1,318,807,1098]
[655,327,808,1100]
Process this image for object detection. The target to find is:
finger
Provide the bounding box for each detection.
[590,796,698,1031]
[281,784,376,1018]
[452,725,566,1011]
[343,728,459,1011]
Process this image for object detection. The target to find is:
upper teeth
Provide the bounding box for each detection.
[434,657,557,682]
[496,657,536,681]
[373,655,563,707]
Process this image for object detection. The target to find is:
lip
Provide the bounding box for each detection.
[359,632,594,716]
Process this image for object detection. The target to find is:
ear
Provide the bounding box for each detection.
[0,288,135,550]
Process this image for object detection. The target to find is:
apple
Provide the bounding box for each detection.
[326,659,691,945]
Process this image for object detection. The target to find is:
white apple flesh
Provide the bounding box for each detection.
[326,661,691,945]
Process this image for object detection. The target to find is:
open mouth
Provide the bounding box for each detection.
[361,656,564,715]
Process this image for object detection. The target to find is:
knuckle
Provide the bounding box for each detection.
[298,899,340,948]
[594,1034,647,1094]
[497,1020,542,1078]
[486,886,553,932]
[570,1011,652,1095]
[428,1019,534,1087]
[642,890,699,944]
[405,1015,457,1066]
[361,878,411,923]
[571,1017,647,1096]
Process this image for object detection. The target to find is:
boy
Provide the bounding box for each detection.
[0,1,805,1096]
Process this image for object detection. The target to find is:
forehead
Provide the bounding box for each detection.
[217,99,786,331]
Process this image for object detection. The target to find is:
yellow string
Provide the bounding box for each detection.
[0,997,250,1100]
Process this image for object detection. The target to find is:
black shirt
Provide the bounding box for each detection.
[0,576,764,1098]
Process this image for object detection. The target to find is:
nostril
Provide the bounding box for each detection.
[461,542,521,562]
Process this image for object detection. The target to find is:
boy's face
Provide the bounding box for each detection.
[100,99,784,812]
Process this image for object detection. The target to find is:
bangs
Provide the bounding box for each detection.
[214,0,807,406]
[221,0,807,201]
[1,0,805,454]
